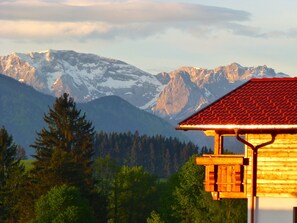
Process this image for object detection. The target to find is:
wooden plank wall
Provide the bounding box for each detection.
[217,165,243,192]
[204,164,243,193]
[246,134,297,197]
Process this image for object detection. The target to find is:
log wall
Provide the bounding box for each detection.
[246,133,297,197]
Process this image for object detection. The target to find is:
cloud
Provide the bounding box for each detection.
[0,0,250,23]
[0,0,252,40]
[0,21,111,39]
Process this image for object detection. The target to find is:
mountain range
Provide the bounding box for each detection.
[0,50,164,109]
[0,74,187,156]
[0,50,289,123]
[152,64,289,120]
[0,49,292,154]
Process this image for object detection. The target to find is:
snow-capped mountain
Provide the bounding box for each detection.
[152,63,289,121]
[0,50,164,108]
[0,50,290,124]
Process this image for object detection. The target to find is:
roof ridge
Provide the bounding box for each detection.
[250,77,297,81]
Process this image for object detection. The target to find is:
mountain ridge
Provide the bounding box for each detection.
[0,74,187,156]
[0,49,165,108]
[152,63,289,121]
[0,50,291,124]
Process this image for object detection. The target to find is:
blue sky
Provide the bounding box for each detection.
[1,0,297,75]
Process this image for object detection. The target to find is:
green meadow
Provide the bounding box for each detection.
[21,160,34,171]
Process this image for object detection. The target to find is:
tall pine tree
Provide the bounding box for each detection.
[0,127,25,222]
[31,93,95,196]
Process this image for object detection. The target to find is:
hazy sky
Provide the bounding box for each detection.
[1,0,297,75]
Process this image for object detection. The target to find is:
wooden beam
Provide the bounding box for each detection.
[204,130,245,137]
[218,192,247,199]
[196,156,246,165]
[204,130,216,136]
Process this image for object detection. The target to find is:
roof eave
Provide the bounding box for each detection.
[176,124,297,134]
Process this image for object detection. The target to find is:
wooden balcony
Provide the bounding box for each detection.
[196,155,249,199]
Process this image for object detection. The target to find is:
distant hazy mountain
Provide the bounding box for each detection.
[0,74,187,156]
[0,74,54,156]
[78,96,186,140]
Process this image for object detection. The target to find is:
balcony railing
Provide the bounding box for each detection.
[196,154,248,199]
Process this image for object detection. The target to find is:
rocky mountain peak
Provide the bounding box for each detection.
[151,63,290,121]
[0,50,164,108]
[0,50,292,123]
[155,72,170,85]
[153,71,192,116]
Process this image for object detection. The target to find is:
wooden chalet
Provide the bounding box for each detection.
[176,77,297,223]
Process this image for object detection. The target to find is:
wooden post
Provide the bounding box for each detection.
[214,133,223,155]
[212,133,223,199]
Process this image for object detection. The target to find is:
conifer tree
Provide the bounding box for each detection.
[0,127,25,222]
[0,127,20,185]
[31,93,95,195]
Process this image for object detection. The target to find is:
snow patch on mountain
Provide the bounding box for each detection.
[0,50,164,108]
[98,78,136,89]
[0,50,293,124]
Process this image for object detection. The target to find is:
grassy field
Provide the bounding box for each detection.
[21,160,34,171]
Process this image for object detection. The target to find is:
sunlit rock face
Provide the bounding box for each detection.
[0,50,164,108]
[151,63,288,121]
[0,50,289,122]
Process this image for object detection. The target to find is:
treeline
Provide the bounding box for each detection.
[0,93,247,223]
[94,131,198,177]
[93,155,247,223]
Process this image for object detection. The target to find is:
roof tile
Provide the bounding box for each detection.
[178,78,297,127]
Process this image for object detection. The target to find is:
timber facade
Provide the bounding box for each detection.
[196,133,297,199]
[177,77,297,223]
[246,133,297,198]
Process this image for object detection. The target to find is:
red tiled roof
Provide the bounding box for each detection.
[178,77,297,131]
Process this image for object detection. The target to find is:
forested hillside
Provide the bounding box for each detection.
[94,131,199,177]
[0,93,247,223]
